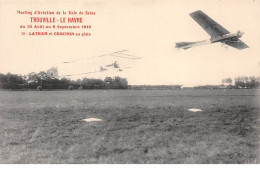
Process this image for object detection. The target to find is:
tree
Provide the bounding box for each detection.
[118,78,128,89]
[27,72,39,84]
[76,79,81,85]
[37,71,48,80]
[234,76,260,89]
[222,78,232,85]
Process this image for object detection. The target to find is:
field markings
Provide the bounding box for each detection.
[82,118,103,122]
[188,108,203,112]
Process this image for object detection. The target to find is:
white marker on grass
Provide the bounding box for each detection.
[188,108,203,112]
[82,118,103,122]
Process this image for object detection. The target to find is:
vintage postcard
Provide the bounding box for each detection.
[0,0,260,164]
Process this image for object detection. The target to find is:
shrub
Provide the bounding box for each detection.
[68,85,73,90]
[37,86,42,91]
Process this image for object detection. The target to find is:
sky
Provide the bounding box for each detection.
[0,0,260,86]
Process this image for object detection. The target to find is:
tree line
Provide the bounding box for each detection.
[0,72,128,90]
[222,76,260,89]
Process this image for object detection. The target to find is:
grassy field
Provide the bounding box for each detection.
[0,89,259,163]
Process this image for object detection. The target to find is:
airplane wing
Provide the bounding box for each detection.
[190,10,230,37]
[223,38,249,50]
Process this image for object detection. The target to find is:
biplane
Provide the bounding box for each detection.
[55,50,141,78]
[175,10,249,50]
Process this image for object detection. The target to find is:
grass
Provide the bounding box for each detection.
[0,89,259,163]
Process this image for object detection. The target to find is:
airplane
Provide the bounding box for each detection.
[106,61,119,68]
[175,10,249,50]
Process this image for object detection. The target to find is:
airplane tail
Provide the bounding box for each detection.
[175,42,193,50]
